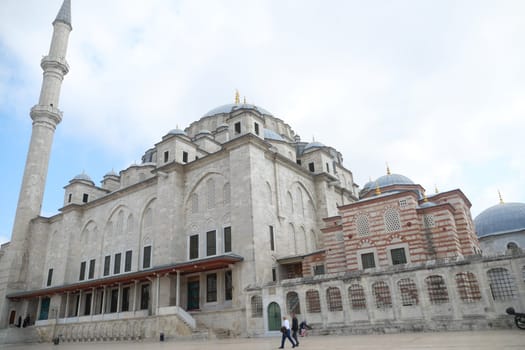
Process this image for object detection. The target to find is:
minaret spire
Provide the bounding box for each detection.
[7,0,72,287]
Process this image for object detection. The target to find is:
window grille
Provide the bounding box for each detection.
[487,268,517,301]
[398,199,408,208]
[326,287,343,312]
[398,278,418,306]
[455,272,482,303]
[348,284,367,310]
[313,265,325,275]
[423,214,435,228]
[356,215,370,236]
[390,248,407,265]
[306,290,321,313]
[426,275,449,304]
[372,281,392,309]
[361,252,376,269]
[251,295,263,317]
[286,292,301,314]
[384,208,401,232]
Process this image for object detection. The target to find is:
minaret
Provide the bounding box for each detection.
[8,0,72,286]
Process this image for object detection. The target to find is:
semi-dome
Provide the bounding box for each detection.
[474,202,525,237]
[204,103,273,117]
[264,128,285,141]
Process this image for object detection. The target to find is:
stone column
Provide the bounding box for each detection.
[176,271,180,307]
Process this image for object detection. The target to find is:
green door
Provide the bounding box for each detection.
[39,297,50,320]
[267,302,281,331]
[187,281,200,310]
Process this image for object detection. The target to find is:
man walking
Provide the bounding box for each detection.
[291,313,299,347]
[279,316,296,348]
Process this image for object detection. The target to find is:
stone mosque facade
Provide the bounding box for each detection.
[0,1,524,344]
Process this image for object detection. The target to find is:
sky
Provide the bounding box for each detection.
[1,0,524,245]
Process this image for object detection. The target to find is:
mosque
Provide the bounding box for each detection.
[0,0,524,344]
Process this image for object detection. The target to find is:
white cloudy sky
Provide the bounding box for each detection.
[1,0,524,244]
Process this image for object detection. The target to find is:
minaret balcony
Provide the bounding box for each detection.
[40,55,70,75]
[30,105,63,126]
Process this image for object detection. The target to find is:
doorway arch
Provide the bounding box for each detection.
[267,302,281,331]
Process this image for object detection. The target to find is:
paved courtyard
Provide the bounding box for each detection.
[3,330,525,350]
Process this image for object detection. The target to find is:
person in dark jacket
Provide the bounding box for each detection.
[291,313,299,346]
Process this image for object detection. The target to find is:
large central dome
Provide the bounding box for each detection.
[474,202,525,237]
[204,103,273,117]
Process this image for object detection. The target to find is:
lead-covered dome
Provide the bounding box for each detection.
[362,173,414,192]
[204,103,273,117]
[474,202,525,237]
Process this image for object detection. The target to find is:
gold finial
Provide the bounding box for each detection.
[375,181,381,195]
[235,89,240,104]
[498,190,504,204]
[423,191,428,202]
[386,163,391,175]
[243,96,247,104]
[435,184,439,194]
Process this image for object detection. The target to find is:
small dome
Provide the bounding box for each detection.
[71,172,94,184]
[168,128,187,136]
[104,170,119,177]
[304,141,325,151]
[375,173,414,188]
[264,129,285,141]
[474,202,525,237]
[419,201,437,208]
[204,103,272,117]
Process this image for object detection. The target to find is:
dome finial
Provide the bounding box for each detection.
[435,184,439,194]
[375,181,381,195]
[235,89,240,104]
[498,190,504,204]
[423,191,428,202]
[386,162,391,175]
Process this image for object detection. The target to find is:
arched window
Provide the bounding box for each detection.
[455,272,481,303]
[251,295,263,317]
[326,287,343,312]
[348,284,366,310]
[487,268,517,301]
[356,215,369,236]
[306,290,321,313]
[398,278,418,306]
[372,281,392,309]
[425,275,449,304]
[286,291,301,314]
[384,208,401,232]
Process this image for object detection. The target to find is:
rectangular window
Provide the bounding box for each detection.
[206,230,216,256]
[391,248,407,265]
[206,273,217,302]
[110,289,118,313]
[143,246,152,269]
[269,226,275,251]
[296,159,302,166]
[79,261,86,281]
[254,122,259,135]
[190,235,199,259]
[361,252,376,269]
[114,253,121,274]
[68,194,72,203]
[308,162,315,172]
[88,259,95,279]
[225,270,232,301]
[84,293,92,316]
[272,268,277,282]
[125,250,132,272]
[182,151,188,163]
[47,268,53,287]
[82,193,89,203]
[234,122,241,134]
[224,226,232,253]
[140,284,150,310]
[313,264,325,275]
[121,287,130,312]
[103,255,111,276]
[164,151,169,163]
[326,163,330,173]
